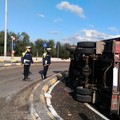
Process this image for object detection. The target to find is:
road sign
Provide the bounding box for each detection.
[42,42,47,48]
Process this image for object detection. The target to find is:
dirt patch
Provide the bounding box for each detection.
[0,103,28,120]
[51,79,105,120]
[0,85,35,120]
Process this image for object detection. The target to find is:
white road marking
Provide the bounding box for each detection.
[45,80,63,120]
[85,103,110,120]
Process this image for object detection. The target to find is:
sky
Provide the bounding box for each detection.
[0,0,120,45]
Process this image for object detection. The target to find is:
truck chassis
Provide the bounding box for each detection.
[67,37,120,115]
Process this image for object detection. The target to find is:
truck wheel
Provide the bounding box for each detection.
[66,46,76,52]
[77,48,95,54]
[77,42,96,48]
[76,94,92,102]
[76,87,93,95]
[72,80,80,87]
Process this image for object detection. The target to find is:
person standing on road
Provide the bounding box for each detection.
[21,46,34,80]
[41,48,51,79]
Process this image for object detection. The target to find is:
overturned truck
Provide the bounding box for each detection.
[67,37,120,115]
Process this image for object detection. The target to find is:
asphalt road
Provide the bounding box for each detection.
[0,62,70,98]
[0,62,70,120]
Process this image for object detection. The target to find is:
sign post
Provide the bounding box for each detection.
[42,42,47,52]
[11,36,16,62]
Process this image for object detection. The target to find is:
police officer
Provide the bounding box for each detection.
[21,46,33,80]
[42,48,51,79]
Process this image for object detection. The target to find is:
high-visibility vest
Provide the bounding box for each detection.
[42,52,47,58]
[22,51,27,57]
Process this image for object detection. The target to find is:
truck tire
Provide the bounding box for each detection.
[72,79,80,87]
[76,87,93,95]
[77,42,96,48]
[66,46,76,52]
[76,94,92,102]
[77,48,95,54]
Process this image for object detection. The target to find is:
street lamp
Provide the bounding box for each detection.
[4,0,8,57]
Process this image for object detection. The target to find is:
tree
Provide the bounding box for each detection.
[60,44,70,59]
[48,40,56,57]
[0,30,72,59]
[56,41,61,58]
[35,39,44,56]
[20,32,30,45]
[0,31,4,55]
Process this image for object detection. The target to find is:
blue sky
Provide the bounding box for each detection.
[0,0,120,44]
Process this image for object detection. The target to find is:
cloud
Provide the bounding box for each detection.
[49,31,59,35]
[37,14,45,18]
[57,1,85,18]
[53,18,63,23]
[108,27,119,32]
[87,24,95,28]
[62,29,120,44]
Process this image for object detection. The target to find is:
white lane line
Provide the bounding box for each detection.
[84,103,110,120]
[45,80,63,120]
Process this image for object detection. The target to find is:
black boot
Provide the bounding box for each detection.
[23,76,27,80]
[41,74,44,79]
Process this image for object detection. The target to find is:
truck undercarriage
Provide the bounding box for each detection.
[67,37,120,115]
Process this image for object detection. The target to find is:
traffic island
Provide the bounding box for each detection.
[29,71,68,120]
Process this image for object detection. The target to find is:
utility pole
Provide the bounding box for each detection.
[4,0,8,57]
[57,43,59,59]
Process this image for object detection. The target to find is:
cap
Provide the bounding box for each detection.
[46,48,51,51]
[26,46,31,49]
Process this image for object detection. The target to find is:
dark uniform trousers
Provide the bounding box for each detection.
[24,65,30,78]
[43,65,49,79]
[42,51,51,79]
[21,51,33,80]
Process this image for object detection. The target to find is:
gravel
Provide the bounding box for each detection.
[51,78,105,120]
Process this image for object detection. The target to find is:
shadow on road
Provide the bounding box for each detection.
[79,113,90,120]
[53,71,63,73]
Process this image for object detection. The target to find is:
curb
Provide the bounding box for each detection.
[0,62,42,67]
[0,61,70,67]
[29,71,68,120]
[0,63,22,67]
